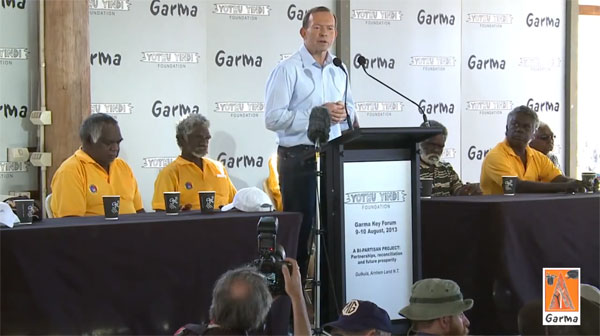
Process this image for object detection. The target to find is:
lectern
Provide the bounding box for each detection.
[318,127,442,325]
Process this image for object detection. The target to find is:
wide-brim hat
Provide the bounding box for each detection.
[399,278,473,321]
[221,187,273,212]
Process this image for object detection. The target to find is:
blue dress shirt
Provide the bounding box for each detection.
[264,44,356,147]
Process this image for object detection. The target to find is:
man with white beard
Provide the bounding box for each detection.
[419,120,481,196]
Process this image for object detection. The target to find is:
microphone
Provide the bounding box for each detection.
[357,55,429,126]
[307,106,330,146]
[333,57,353,131]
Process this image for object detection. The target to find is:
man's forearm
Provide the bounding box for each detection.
[290,293,311,336]
[516,180,569,193]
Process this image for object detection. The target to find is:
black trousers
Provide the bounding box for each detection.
[277,145,316,279]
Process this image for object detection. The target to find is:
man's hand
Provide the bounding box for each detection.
[181,204,193,211]
[282,258,311,336]
[565,179,586,193]
[282,258,303,299]
[456,183,482,196]
[323,101,346,124]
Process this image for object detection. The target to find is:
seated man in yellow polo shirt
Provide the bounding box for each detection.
[480,105,584,195]
[50,113,144,217]
[152,114,236,211]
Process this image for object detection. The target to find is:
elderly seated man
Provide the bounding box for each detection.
[50,113,144,217]
[480,105,584,195]
[419,120,481,196]
[528,122,561,170]
[152,114,236,211]
[399,278,473,336]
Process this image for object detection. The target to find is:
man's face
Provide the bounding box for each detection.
[300,11,337,55]
[529,125,555,155]
[506,112,536,149]
[85,122,122,168]
[420,134,446,165]
[446,313,470,336]
[182,124,211,158]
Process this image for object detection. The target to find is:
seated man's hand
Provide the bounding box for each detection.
[181,204,193,211]
[456,183,482,196]
[565,179,586,193]
[282,258,303,299]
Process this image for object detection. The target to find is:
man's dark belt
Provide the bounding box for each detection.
[278,145,315,159]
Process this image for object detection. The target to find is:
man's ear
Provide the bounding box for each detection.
[438,316,451,332]
[299,27,306,39]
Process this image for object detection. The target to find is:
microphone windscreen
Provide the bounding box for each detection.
[357,55,366,66]
[307,106,330,144]
[333,57,342,67]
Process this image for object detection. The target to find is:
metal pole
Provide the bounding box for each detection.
[313,142,322,333]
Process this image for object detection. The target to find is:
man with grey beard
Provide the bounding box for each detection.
[419,120,481,196]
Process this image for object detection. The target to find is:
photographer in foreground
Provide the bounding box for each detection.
[174,258,310,336]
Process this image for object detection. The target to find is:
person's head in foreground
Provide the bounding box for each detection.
[518,284,600,336]
[209,267,272,333]
[323,299,392,336]
[399,278,473,336]
[80,113,122,171]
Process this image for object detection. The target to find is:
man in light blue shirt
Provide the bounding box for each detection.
[264,6,356,279]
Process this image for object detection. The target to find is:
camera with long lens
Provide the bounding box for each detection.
[253,216,292,296]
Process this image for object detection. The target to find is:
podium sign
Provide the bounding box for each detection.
[343,160,413,318]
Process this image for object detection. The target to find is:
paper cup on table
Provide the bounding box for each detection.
[14,199,34,224]
[420,178,433,199]
[198,191,216,212]
[163,192,180,215]
[502,176,518,195]
[102,195,120,220]
[582,172,596,193]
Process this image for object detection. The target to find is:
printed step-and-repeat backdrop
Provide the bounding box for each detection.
[1,0,565,209]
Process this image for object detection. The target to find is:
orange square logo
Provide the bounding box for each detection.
[543,268,580,325]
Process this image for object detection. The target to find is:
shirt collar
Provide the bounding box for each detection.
[299,44,334,68]
[75,148,100,164]
[502,139,534,158]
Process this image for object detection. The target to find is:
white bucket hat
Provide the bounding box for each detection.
[0,201,19,228]
[221,187,274,212]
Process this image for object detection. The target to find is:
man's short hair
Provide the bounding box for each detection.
[302,6,337,29]
[208,267,272,331]
[507,105,540,131]
[420,119,448,137]
[79,113,118,144]
[175,114,210,147]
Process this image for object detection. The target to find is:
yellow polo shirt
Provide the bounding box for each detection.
[266,155,283,211]
[151,156,236,210]
[480,139,562,195]
[50,149,143,217]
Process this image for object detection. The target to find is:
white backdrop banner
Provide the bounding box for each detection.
[0,0,39,196]
[460,0,565,182]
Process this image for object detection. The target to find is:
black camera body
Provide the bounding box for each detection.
[253,216,292,296]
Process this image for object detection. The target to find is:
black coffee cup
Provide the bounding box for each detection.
[15,199,34,224]
[102,195,120,220]
[163,192,180,215]
[198,191,215,212]
[420,178,433,198]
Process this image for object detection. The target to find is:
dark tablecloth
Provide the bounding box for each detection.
[421,193,600,334]
[1,211,302,335]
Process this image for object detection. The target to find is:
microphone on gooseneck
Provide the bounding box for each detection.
[307,106,331,146]
[332,57,353,131]
[357,55,429,127]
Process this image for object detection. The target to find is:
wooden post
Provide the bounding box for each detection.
[44,0,90,190]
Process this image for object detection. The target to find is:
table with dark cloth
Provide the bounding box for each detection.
[1,210,301,335]
[421,193,599,335]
